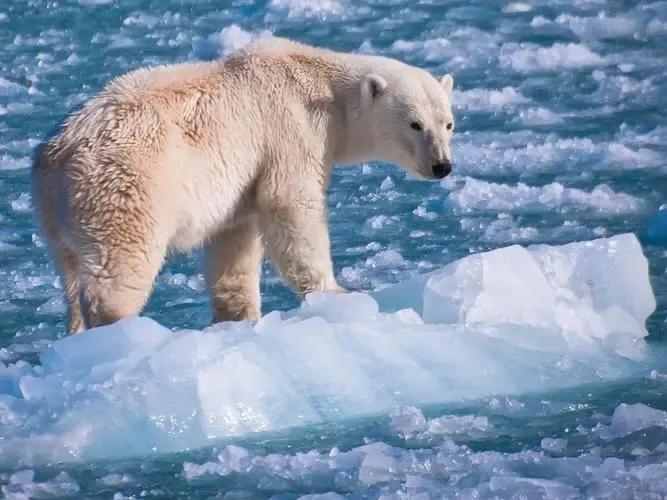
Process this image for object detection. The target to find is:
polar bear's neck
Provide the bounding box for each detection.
[324,53,406,167]
[241,39,408,168]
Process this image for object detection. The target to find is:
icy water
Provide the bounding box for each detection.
[1,0,667,498]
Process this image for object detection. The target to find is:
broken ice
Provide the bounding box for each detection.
[0,234,657,465]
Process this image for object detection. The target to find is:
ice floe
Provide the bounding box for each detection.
[0,234,657,465]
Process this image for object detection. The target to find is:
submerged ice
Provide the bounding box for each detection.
[0,234,657,465]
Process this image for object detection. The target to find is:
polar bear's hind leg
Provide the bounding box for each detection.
[204,217,263,323]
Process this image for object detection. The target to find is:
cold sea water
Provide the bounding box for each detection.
[1,0,666,498]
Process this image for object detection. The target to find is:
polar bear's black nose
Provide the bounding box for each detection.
[432,162,451,179]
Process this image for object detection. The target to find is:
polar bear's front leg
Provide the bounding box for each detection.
[204,217,263,323]
[259,188,343,298]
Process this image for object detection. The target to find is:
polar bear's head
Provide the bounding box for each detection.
[350,64,455,180]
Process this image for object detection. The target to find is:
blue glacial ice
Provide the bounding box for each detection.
[0,233,657,466]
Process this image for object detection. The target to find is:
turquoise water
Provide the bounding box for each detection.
[1,0,666,498]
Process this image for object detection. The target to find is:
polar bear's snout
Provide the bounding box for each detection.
[431,161,452,179]
[426,131,453,179]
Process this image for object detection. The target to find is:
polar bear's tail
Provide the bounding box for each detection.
[31,144,86,333]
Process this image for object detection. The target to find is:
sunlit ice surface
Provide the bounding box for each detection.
[1,0,666,498]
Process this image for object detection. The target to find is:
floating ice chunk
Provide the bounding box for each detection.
[181,408,667,497]
[122,13,163,28]
[413,205,437,220]
[2,470,79,499]
[389,406,428,436]
[217,25,272,56]
[420,233,655,357]
[265,0,346,21]
[648,370,667,381]
[99,473,133,486]
[426,413,491,437]
[0,360,35,397]
[186,275,206,292]
[647,18,667,37]
[10,193,31,213]
[36,296,66,315]
[192,24,272,60]
[389,406,491,443]
[299,494,345,500]
[504,2,532,13]
[541,437,567,452]
[379,176,394,191]
[167,272,188,286]
[364,249,405,270]
[461,214,539,243]
[454,87,530,111]
[592,72,657,108]
[363,214,399,233]
[445,177,643,215]
[453,131,663,176]
[599,403,667,440]
[500,42,605,72]
[358,443,397,486]
[6,102,34,115]
[0,154,30,171]
[487,476,580,498]
[0,235,657,465]
[0,77,26,96]
[515,107,564,125]
[389,27,503,71]
[555,13,645,41]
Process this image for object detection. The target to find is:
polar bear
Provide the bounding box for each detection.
[32,37,455,333]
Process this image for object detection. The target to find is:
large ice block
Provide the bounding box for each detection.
[0,234,657,465]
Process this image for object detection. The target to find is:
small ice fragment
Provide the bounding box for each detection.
[11,193,32,212]
[36,296,66,315]
[600,403,667,439]
[168,273,187,286]
[389,406,427,436]
[358,443,397,486]
[365,249,405,269]
[100,473,133,486]
[541,437,567,452]
[503,2,532,13]
[380,176,394,191]
[501,43,605,73]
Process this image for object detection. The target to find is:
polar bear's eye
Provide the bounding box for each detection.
[446,123,453,131]
[410,122,423,131]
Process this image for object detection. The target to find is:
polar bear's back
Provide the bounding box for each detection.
[103,60,224,100]
[241,36,336,58]
[105,37,334,99]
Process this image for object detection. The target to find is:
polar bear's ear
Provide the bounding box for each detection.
[440,74,454,95]
[361,74,388,104]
